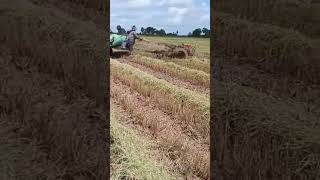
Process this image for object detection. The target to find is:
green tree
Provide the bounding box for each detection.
[158,29,166,36]
[202,28,210,37]
[192,28,202,37]
[145,27,156,35]
[116,25,126,35]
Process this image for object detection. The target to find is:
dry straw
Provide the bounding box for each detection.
[212,80,320,179]
[214,12,318,83]
[110,105,176,180]
[0,0,106,106]
[0,0,106,179]
[111,60,210,141]
[131,55,210,87]
[214,0,317,37]
[111,82,210,179]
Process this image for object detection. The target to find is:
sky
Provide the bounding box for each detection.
[110,0,210,35]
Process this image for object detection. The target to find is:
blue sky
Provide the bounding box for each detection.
[110,0,210,35]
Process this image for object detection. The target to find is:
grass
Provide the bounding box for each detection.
[111,104,176,180]
[111,60,210,140]
[141,36,210,57]
[131,54,210,87]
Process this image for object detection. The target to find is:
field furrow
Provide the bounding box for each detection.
[129,55,210,87]
[117,58,209,95]
[111,80,209,179]
[170,57,210,73]
[134,48,210,73]
[111,60,210,140]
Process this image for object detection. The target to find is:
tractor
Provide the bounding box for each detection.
[110,33,131,58]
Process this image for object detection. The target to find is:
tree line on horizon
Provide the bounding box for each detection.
[111,25,210,38]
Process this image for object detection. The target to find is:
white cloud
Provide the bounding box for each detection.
[111,0,209,35]
[157,0,193,7]
[156,0,167,6]
[127,0,151,8]
[119,18,129,23]
[200,14,210,22]
[168,7,188,24]
[110,13,118,18]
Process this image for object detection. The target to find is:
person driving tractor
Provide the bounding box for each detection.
[125,25,143,53]
[110,25,143,56]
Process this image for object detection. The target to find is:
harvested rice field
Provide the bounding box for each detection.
[1,0,319,179]
[110,46,211,179]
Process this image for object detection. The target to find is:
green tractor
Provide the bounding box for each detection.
[110,33,130,58]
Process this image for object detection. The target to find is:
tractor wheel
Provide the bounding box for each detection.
[170,48,188,59]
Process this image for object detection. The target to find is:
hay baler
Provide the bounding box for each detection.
[143,39,195,59]
[168,43,195,58]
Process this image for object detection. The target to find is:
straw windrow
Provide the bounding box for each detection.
[214,12,318,83]
[111,104,176,180]
[111,60,210,140]
[131,55,210,87]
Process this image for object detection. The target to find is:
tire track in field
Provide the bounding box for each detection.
[118,57,210,96]
[111,79,209,180]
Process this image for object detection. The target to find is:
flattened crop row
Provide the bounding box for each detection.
[131,55,210,87]
[111,60,210,140]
